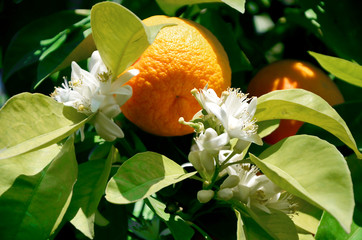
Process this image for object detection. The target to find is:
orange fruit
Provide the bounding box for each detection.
[247,59,344,144]
[121,15,231,136]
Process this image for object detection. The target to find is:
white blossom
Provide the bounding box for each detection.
[52,50,139,141]
[224,163,295,214]
[206,89,263,148]
[194,128,229,154]
[190,87,263,152]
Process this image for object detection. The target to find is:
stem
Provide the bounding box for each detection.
[186,221,213,240]
[220,151,237,167]
[219,158,252,172]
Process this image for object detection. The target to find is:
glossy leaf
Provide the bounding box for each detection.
[147,197,195,240]
[250,135,354,233]
[0,136,78,239]
[298,1,362,64]
[0,93,89,159]
[155,0,246,16]
[105,152,196,204]
[315,211,362,240]
[309,51,362,88]
[3,10,90,83]
[91,2,168,78]
[255,89,362,158]
[35,24,94,89]
[66,147,115,239]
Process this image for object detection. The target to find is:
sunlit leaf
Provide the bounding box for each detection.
[0,136,78,239]
[0,93,89,159]
[309,51,362,88]
[255,89,362,158]
[298,100,362,151]
[250,135,354,233]
[291,196,322,235]
[105,152,196,204]
[250,208,298,240]
[257,119,280,138]
[234,207,276,240]
[91,2,169,78]
[315,211,362,240]
[155,0,246,16]
[66,146,115,239]
[235,209,247,240]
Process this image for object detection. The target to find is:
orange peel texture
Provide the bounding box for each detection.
[121,16,231,136]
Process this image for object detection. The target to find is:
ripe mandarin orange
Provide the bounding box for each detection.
[247,59,344,144]
[121,15,231,136]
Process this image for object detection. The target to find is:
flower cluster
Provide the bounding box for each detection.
[181,86,295,214]
[52,51,139,141]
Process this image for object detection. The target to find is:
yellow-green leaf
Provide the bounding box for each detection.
[250,135,354,233]
[155,0,246,15]
[0,93,89,159]
[309,51,362,88]
[91,2,169,78]
[255,89,361,158]
[105,152,196,204]
[0,136,78,239]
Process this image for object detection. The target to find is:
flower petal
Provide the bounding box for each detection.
[94,112,124,141]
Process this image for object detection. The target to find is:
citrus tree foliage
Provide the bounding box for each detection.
[1,1,362,239]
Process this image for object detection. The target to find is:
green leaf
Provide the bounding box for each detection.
[315,211,362,240]
[0,93,89,159]
[346,154,362,226]
[309,51,362,88]
[297,1,362,64]
[198,8,252,72]
[155,0,246,15]
[90,2,168,78]
[3,10,90,82]
[235,209,247,240]
[66,146,115,239]
[234,207,275,240]
[35,22,94,89]
[147,197,195,240]
[105,151,196,204]
[298,101,362,151]
[255,89,362,158]
[291,196,322,235]
[250,208,298,240]
[249,135,354,233]
[0,136,78,239]
[257,119,280,138]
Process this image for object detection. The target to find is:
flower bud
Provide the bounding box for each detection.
[200,151,215,175]
[197,190,215,203]
[220,175,240,189]
[217,188,233,201]
[188,151,204,173]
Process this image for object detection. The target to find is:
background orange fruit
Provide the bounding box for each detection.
[121,15,231,136]
[247,59,344,144]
